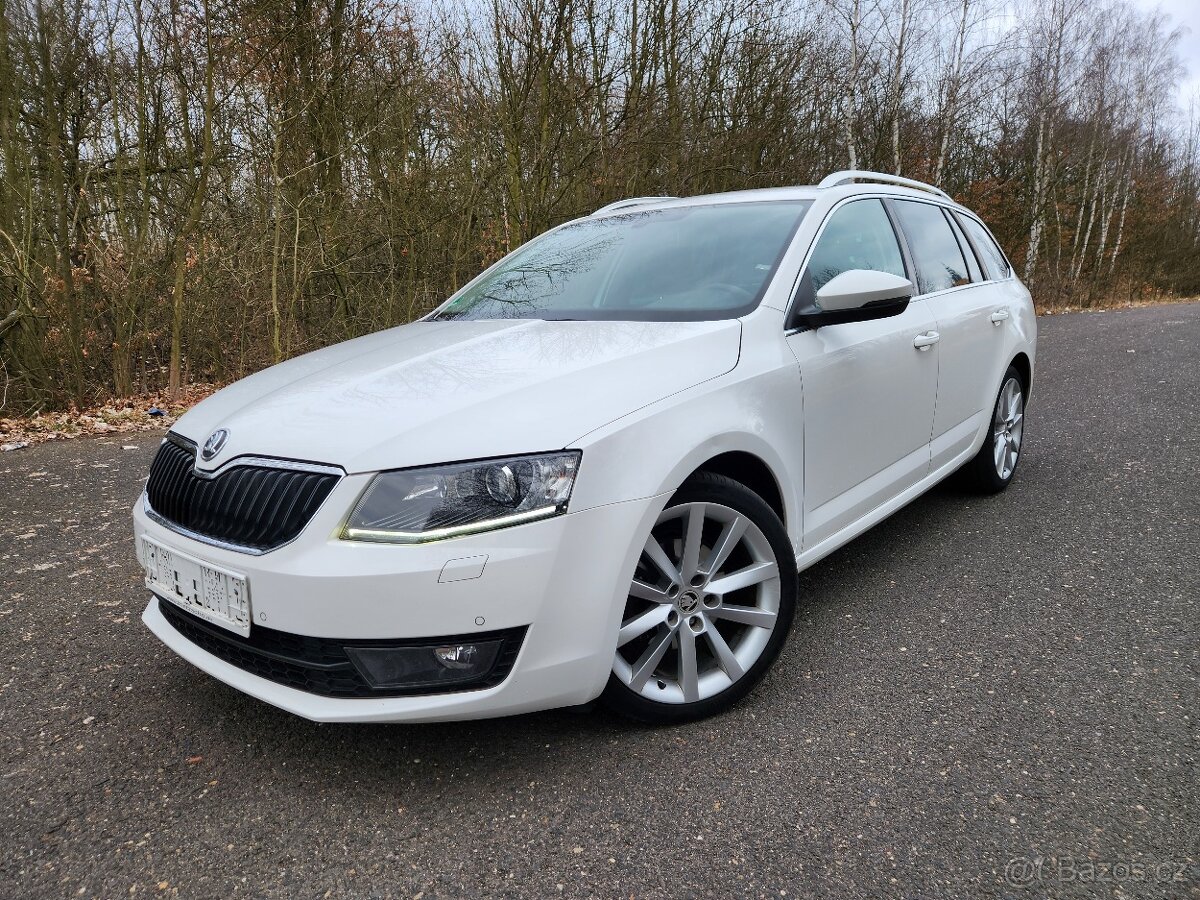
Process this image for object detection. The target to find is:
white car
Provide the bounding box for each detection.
[135,170,1035,724]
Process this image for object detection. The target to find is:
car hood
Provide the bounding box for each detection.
[175,319,742,474]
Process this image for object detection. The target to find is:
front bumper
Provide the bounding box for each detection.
[135,476,665,723]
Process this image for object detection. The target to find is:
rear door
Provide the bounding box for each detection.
[889,199,1009,470]
[785,198,939,550]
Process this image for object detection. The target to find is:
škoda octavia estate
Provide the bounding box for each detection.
[135,170,1036,724]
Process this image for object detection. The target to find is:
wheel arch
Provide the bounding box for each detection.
[1010,351,1032,399]
[677,450,788,530]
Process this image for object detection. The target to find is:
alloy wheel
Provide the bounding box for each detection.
[992,377,1024,480]
[612,501,782,704]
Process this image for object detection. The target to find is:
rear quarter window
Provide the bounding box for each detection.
[945,212,983,283]
[956,213,1012,280]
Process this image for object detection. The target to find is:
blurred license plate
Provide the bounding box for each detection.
[142,537,250,637]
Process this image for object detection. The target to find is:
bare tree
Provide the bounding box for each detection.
[0,0,1196,412]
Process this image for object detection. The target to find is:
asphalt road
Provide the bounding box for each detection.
[2,303,1197,899]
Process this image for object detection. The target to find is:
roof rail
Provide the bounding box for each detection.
[818,170,952,201]
[592,196,678,216]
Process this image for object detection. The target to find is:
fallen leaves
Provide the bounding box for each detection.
[0,383,220,448]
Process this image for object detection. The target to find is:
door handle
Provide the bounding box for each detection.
[913,331,941,350]
[989,309,1010,325]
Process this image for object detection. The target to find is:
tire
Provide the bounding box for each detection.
[960,364,1026,493]
[601,471,797,724]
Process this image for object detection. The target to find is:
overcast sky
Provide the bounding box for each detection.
[1130,0,1200,116]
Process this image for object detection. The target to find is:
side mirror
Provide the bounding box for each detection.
[791,269,914,328]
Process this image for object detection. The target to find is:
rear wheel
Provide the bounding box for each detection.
[961,365,1025,493]
[602,472,796,724]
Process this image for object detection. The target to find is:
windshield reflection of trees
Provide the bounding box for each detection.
[441,225,625,320]
[433,205,804,321]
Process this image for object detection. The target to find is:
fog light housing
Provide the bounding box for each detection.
[345,640,503,689]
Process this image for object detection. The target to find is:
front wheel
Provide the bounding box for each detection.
[601,472,797,724]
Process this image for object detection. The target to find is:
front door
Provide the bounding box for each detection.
[785,198,939,550]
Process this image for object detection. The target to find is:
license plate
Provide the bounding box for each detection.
[142,537,251,637]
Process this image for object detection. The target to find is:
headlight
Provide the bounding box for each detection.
[341,452,581,544]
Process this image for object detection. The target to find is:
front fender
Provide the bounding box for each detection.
[569,364,804,556]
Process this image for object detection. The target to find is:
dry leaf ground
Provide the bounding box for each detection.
[0,384,220,449]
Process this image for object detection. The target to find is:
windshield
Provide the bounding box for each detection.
[431,201,811,322]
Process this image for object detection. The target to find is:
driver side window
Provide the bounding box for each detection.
[805,199,907,292]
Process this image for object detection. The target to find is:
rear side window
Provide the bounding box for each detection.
[891,200,969,294]
[957,214,1012,280]
[804,199,906,292]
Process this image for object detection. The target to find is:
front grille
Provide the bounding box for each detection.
[145,435,340,552]
[158,598,526,698]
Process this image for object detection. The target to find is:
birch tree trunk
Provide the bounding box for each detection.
[933,0,970,186]
[1023,111,1048,280]
[841,0,862,170]
[1108,162,1133,275]
[888,0,913,175]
